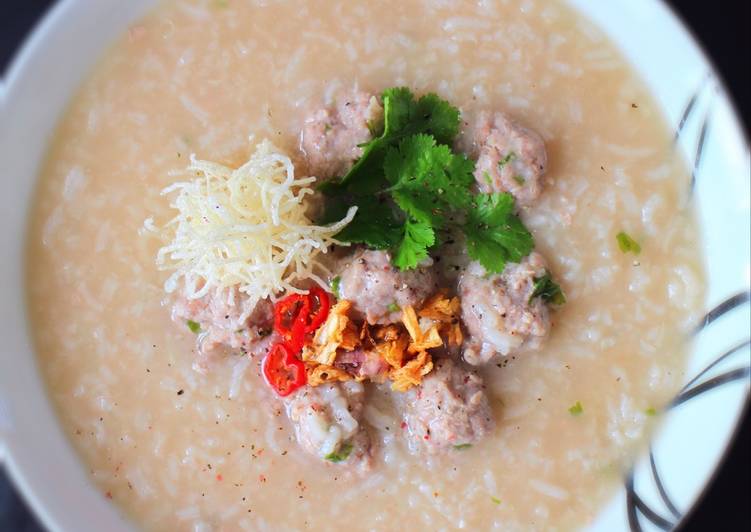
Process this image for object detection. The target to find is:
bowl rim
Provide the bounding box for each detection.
[656,1,749,142]
[1,1,749,531]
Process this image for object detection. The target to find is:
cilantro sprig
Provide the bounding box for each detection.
[463,193,534,273]
[321,87,537,274]
[321,87,460,196]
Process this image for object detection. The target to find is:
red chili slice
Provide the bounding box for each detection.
[262,342,307,397]
[273,294,309,352]
[302,286,331,333]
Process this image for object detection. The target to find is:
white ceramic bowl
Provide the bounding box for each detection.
[0,1,748,531]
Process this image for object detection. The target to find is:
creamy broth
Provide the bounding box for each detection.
[27,0,704,530]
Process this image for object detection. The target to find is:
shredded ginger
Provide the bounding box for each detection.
[154,139,357,308]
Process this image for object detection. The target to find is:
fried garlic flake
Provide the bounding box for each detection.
[307,364,352,386]
[402,305,443,353]
[390,351,434,392]
[418,291,461,322]
[375,333,410,370]
[302,300,357,366]
[446,322,463,347]
[303,293,461,391]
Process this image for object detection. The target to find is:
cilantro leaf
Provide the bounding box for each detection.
[325,196,401,249]
[186,320,201,334]
[324,442,353,463]
[462,193,534,273]
[392,188,443,227]
[393,217,435,270]
[568,401,583,416]
[412,92,462,146]
[453,443,472,450]
[336,211,402,250]
[326,88,461,195]
[530,271,566,305]
[446,153,477,208]
[381,87,415,135]
[316,193,354,225]
[384,134,474,208]
[384,134,451,186]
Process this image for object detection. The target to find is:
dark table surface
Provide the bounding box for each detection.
[1,1,749,531]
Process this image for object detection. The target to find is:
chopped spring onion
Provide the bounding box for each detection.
[616,231,641,254]
[498,152,516,169]
[324,442,353,463]
[330,276,342,299]
[530,272,566,305]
